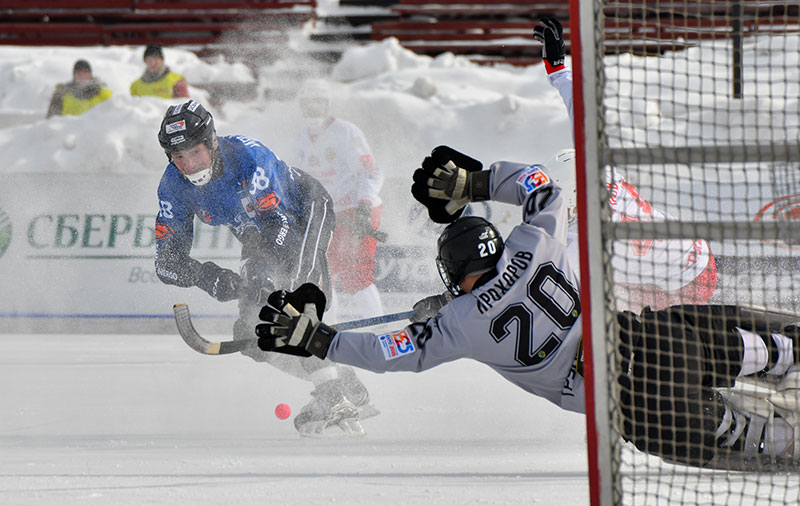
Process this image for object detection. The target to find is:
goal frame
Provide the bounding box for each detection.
[570,1,613,505]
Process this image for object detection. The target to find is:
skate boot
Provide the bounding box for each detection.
[715,375,799,466]
[338,366,380,421]
[773,370,800,460]
[294,379,364,437]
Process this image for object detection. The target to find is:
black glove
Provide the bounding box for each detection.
[255,283,336,359]
[533,15,566,67]
[240,256,275,304]
[352,203,388,242]
[267,282,327,320]
[411,145,489,224]
[196,261,243,302]
[410,291,453,323]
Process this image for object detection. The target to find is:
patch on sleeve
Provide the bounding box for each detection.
[154,222,175,240]
[516,165,551,193]
[378,330,416,361]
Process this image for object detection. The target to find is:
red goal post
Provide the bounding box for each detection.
[570,0,609,504]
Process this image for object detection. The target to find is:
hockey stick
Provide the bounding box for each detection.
[333,310,415,330]
[173,303,414,355]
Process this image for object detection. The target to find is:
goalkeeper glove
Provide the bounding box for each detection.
[533,15,566,70]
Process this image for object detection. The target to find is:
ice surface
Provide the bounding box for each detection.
[0,334,589,505]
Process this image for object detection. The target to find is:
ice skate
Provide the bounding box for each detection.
[293,380,365,438]
[338,366,381,421]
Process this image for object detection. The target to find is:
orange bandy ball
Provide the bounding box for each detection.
[275,403,291,420]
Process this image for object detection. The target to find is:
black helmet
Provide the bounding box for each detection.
[436,216,504,296]
[158,100,215,154]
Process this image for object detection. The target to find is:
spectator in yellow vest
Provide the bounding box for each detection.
[130,44,189,99]
[46,60,112,118]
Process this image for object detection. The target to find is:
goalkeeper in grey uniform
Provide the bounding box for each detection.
[256,146,800,469]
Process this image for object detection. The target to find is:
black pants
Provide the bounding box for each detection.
[233,194,336,376]
[239,193,336,301]
[616,304,799,468]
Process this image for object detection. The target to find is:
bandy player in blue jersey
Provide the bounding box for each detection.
[254,145,800,469]
[154,100,377,436]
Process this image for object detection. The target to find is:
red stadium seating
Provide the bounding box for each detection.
[368,0,799,65]
[0,0,313,47]
[0,0,797,66]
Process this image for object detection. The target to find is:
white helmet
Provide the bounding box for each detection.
[297,79,331,129]
[543,149,577,223]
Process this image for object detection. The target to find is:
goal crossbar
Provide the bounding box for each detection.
[608,221,800,241]
[607,143,800,165]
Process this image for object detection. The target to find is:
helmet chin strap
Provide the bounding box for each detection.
[186,166,213,186]
[470,268,499,291]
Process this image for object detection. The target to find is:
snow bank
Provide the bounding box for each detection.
[0,41,573,176]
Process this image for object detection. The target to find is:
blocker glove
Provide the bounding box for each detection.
[533,15,566,69]
[411,145,490,224]
[256,283,337,359]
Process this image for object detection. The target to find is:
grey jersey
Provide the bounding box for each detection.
[327,161,586,413]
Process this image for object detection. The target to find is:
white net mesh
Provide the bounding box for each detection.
[580,1,800,504]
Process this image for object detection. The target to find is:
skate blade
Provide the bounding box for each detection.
[296,421,327,437]
[296,419,366,439]
[337,418,366,437]
[357,404,381,421]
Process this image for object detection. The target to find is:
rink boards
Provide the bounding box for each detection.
[1,172,799,332]
[0,173,447,333]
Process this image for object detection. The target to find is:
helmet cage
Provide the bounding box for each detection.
[436,256,465,296]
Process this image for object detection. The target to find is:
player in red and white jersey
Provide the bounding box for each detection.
[292,79,385,321]
[603,164,715,310]
[535,15,717,311]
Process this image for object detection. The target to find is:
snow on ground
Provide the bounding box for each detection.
[0,39,573,178]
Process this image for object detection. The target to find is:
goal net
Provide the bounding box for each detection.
[573,1,800,504]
